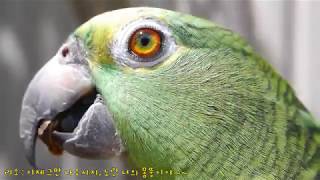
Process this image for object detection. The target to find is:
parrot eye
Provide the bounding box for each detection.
[111,19,176,68]
[128,28,162,59]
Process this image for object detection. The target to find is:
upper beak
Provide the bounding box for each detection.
[19,36,94,167]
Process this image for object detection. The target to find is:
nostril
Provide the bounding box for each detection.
[61,47,69,57]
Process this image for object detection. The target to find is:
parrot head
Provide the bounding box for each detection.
[20,7,263,172]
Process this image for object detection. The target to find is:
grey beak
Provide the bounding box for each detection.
[19,37,93,167]
[19,36,123,167]
[52,95,123,159]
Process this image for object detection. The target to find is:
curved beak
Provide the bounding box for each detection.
[20,37,94,167]
[20,36,123,167]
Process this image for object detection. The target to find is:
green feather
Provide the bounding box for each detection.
[83,8,320,179]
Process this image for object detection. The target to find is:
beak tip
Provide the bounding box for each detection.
[26,148,36,168]
[20,133,37,168]
[19,106,38,168]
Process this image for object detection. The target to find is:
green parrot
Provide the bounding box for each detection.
[19,7,320,179]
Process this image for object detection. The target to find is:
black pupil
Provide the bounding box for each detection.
[140,34,150,46]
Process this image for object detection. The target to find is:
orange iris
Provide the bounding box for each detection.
[129,28,162,58]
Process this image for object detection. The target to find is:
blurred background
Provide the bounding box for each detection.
[0,0,319,179]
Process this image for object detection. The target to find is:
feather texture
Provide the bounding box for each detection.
[75,7,320,179]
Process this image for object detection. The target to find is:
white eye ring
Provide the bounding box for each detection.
[110,18,176,68]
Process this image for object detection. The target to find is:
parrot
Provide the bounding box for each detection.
[19,7,320,179]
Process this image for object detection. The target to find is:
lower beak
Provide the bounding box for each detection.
[19,37,123,167]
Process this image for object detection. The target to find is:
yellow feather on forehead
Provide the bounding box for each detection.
[74,8,168,66]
